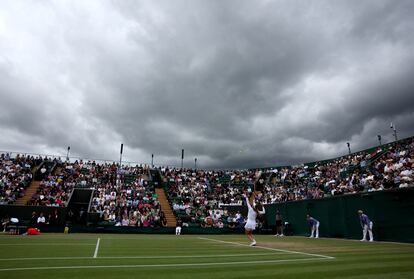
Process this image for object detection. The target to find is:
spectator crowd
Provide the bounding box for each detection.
[160,137,414,228]
[0,154,35,204]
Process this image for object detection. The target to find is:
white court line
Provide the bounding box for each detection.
[291,236,414,246]
[230,236,414,246]
[0,257,333,272]
[344,239,414,246]
[0,257,92,261]
[198,237,335,259]
[0,252,287,261]
[0,243,95,246]
[93,238,100,258]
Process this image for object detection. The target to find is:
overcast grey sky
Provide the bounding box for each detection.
[0,0,413,169]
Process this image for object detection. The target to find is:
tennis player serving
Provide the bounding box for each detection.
[244,190,265,246]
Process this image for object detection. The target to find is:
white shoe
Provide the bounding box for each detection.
[249,241,256,246]
[274,234,279,237]
[360,239,366,242]
[369,239,373,242]
[280,234,284,237]
[309,236,313,238]
[315,236,319,238]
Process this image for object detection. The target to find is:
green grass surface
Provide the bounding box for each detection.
[0,233,413,278]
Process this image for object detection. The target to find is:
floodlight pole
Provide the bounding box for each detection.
[181,149,184,169]
[151,154,154,168]
[347,142,351,155]
[377,135,382,146]
[194,158,197,169]
[119,143,123,168]
[66,146,70,161]
[390,123,398,141]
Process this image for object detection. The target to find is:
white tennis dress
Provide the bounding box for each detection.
[244,197,265,230]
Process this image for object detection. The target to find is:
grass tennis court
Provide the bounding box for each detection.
[0,234,413,279]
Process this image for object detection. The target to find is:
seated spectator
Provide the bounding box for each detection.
[37,212,46,228]
[121,215,129,226]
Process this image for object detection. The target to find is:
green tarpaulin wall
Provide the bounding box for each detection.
[264,187,414,243]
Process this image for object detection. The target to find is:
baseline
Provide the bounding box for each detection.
[0,252,286,261]
[0,257,334,272]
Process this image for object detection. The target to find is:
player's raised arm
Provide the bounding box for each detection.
[257,203,265,215]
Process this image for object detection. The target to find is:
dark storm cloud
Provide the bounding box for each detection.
[0,0,413,168]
